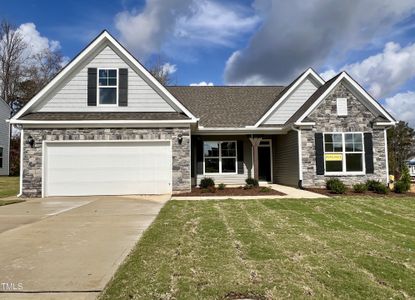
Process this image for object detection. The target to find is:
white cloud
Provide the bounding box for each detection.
[190,81,214,86]
[383,91,415,127]
[16,23,61,58]
[224,0,415,85]
[161,62,177,75]
[115,0,259,60]
[321,42,415,98]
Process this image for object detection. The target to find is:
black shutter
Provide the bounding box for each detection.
[118,68,128,106]
[315,133,324,175]
[87,68,97,106]
[237,140,244,174]
[364,132,374,174]
[196,139,204,175]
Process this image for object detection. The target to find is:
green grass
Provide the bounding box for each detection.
[101,197,415,300]
[0,176,19,198]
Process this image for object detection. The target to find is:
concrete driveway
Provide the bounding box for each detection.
[0,195,169,299]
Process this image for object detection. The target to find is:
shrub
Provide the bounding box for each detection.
[259,187,272,193]
[245,177,259,187]
[394,181,408,194]
[400,165,411,191]
[329,180,346,194]
[373,183,389,194]
[353,183,367,193]
[366,180,381,191]
[326,178,342,191]
[218,183,226,190]
[200,177,215,189]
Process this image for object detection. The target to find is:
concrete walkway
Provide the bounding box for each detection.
[171,184,327,200]
[0,195,169,300]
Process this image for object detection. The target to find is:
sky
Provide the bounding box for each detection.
[2,0,415,126]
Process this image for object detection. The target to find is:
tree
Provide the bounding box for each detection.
[0,20,26,105]
[388,121,415,177]
[147,56,175,86]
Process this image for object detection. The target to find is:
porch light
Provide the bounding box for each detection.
[177,133,183,145]
[27,136,35,148]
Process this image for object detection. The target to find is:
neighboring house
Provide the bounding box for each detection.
[407,157,415,178]
[10,31,396,197]
[0,98,10,176]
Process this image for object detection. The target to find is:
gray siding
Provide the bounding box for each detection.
[0,100,10,175]
[264,78,318,125]
[194,135,253,186]
[273,131,299,186]
[37,45,176,112]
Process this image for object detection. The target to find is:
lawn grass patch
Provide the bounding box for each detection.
[101,197,415,300]
[0,176,19,198]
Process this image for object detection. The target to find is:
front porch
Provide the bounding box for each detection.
[191,131,300,187]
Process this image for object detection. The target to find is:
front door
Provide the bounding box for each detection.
[258,140,272,182]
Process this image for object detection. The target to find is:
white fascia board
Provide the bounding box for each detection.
[11,31,198,121]
[296,72,396,124]
[294,122,316,126]
[195,127,287,135]
[9,119,196,125]
[253,68,325,127]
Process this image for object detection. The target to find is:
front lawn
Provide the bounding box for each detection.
[0,176,19,198]
[101,197,415,299]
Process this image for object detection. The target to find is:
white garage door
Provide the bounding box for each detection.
[44,141,172,197]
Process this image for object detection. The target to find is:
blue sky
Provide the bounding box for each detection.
[2,0,415,125]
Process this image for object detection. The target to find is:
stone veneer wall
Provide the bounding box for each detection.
[22,127,191,197]
[301,82,388,188]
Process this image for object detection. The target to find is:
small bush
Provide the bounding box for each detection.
[329,180,346,194]
[244,184,254,190]
[200,177,215,189]
[218,183,226,190]
[245,177,259,187]
[259,187,272,193]
[366,180,381,191]
[326,178,342,191]
[353,183,367,193]
[400,166,411,191]
[394,181,408,194]
[373,183,389,194]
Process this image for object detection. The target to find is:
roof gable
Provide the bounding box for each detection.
[294,72,396,125]
[12,31,197,121]
[253,68,325,127]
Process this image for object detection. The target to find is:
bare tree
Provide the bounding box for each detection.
[0,20,26,105]
[147,56,175,86]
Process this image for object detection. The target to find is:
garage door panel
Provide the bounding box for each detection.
[45,141,172,196]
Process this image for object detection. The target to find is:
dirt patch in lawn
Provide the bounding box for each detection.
[178,186,285,197]
[307,188,415,197]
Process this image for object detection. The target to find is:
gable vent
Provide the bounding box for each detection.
[336,98,348,116]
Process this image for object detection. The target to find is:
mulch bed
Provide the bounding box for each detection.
[178,186,285,197]
[307,188,415,197]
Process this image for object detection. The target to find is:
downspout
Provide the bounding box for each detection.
[17,128,23,197]
[291,126,303,189]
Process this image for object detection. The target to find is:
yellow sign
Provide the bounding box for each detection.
[325,153,343,161]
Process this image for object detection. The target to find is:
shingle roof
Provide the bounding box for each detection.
[20,112,189,121]
[167,86,285,127]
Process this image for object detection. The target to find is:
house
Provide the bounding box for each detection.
[0,98,10,176]
[406,157,415,178]
[9,31,396,197]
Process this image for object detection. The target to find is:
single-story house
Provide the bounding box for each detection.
[9,31,397,197]
[406,157,415,178]
[0,97,11,176]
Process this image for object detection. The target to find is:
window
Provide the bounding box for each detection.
[98,69,117,105]
[204,141,237,174]
[0,147,2,168]
[324,133,364,174]
[336,98,348,116]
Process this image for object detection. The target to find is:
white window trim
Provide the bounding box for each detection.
[203,141,238,175]
[323,132,366,176]
[97,68,118,106]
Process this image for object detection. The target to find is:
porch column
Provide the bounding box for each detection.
[249,137,262,181]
